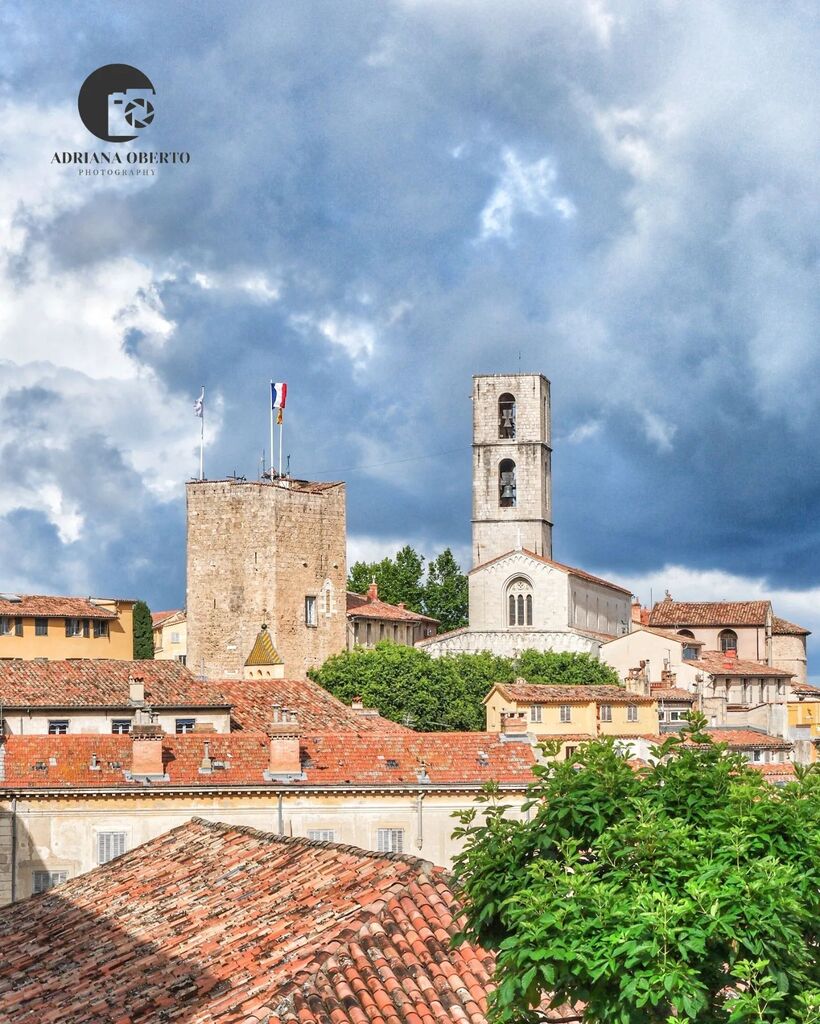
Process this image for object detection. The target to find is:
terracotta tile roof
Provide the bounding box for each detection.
[469,549,632,595]
[792,682,820,698]
[218,678,409,733]
[649,599,770,627]
[0,818,580,1023]
[751,762,798,781]
[650,686,697,702]
[490,679,655,705]
[688,651,793,678]
[0,659,228,708]
[634,625,705,645]
[243,625,283,666]
[346,591,439,623]
[772,615,811,636]
[151,609,184,628]
[0,595,118,619]
[0,731,535,791]
[695,728,793,750]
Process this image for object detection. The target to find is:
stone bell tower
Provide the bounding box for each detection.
[471,373,553,568]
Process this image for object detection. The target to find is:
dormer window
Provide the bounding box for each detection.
[499,393,516,439]
[499,459,516,507]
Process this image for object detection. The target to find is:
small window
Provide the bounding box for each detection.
[377,828,404,854]
[600,704,612,722]
[0,617,12,636]
[175,718,196,734]
[48,720,69,735]
[305,596,317,627]
[627,704,638,722]
[719,629,738,653]
[565,746,577,759]
[97,832,127,865]
[65,618,83,638]
[682,645,698,660]
[669,710,687,722]
[366,622,372,645]
[177,654,187,665]
[14,617,22,637]
[308,829,335,842]
[33,870,67,894]
[677,629,695,639]
[170,631,181,644]
[34,618,48,636]
[93,620,109,639]
[560,705,572,723]
[530,704,542,723]
[111,719,131,734]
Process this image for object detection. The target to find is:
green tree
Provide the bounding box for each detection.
[514,650,621,686]
[132,600,154,659]
[348,544,426,612]
[424,548,468,632]
[452,717,820,1024]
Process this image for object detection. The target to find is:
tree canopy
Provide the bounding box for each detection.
[347,544,468,632]
[310,644,621,731]
[132,600,154,659]
[451,717,820,1024]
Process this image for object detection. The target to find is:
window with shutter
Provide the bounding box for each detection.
[97,832,127,865]
[307,830,336,842]
[82,619,90,638]
[33,870,68,894]
[14,617,23,636]
[376,828,404,854]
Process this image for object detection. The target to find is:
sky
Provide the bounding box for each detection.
[1,1,819,670]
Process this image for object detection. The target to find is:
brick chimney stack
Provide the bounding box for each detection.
[131,724,165,777]
[661,668,677,687]
[367,579,379,602]
[266,704,303,777]
[500,712,529,742]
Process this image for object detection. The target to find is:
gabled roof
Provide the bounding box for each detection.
[487,679,655,705]
[218,678,408,733]
[772,615,811,636]
[650,686,697,702]
[608,624,704,646]
[469,549,632,595]
[696,728,793,751]
[243,625,283,667]
[151,609,184,629]
[0,659,228,709]
[346,591,439,623]
[688,652,793,678]
[0,731,535,791]
[649,600,771,627]
[0,595,119,619]
[791,682,820,699]
[0,818,580,1023]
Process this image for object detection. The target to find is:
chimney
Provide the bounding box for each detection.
[131,724,165,777]
[631,599,642,624]
[199,740,213,774]
[351,695,364,711]
[265,705,303,778]
[367,579,379,602]
[500,712,530,742]
[625,664,650,696]
[397,602,405,610]
[128,675,145,705]
[660,668,677,687]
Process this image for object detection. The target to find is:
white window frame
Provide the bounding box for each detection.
[97,831,128,865]
[175,718,196,734]
[111,719,131,734]
[307,829,336,843]
[600,704,612,723]
[33,870,68,894]
[376,828,404,854]
[559,705,572,724]
[305,595,317,627]
[48,719,69,735]
[530,704,542,723]
[627,704,639,722]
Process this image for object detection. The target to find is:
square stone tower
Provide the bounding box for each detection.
[471,374,553,567]
[186,478,346,681]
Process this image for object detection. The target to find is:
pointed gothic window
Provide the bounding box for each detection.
[499,393,516,439]
[506,577,533,626]
[499,459,516,507]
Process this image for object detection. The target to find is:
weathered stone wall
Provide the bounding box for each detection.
[186,479,346,680]
[471,374,553,567]
[772,633,808,683]
[420,629,600,659]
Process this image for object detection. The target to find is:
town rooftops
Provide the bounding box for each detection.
[650,686,697,703]
[688,651,794,678]
[0,659,228,709]
[0,730,535,790]
[792,682,820,699]
[346,590,440,624]
[486,679,655,705]
[0,818,580,1023]
[692,728,793,751]
[772,615,811,636]
[469,549,632,595]
[649,599,771,627]
[151,609,184,628]
[217,677,408,733]
[0,595,121,619]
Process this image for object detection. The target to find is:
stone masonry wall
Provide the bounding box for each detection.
[186,480,346,680]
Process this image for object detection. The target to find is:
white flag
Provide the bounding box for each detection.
[194,387,204,417]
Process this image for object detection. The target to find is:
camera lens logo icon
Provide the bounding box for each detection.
[78,64,156,143]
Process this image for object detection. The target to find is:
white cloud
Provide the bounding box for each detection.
[348,533,471,573]
[290,309,381,364]
[480,148,576,240]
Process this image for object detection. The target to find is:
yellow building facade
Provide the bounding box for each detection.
[788,685,820,762]
[0,596,134,661]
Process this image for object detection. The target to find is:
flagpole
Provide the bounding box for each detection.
[269,380,275,479]
[199,385,205,480]
[279,412,284,481]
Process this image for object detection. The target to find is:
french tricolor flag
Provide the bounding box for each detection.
[270,382,287,409]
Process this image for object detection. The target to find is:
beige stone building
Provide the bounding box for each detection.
[151,609,187,663]
[648,599,810,683]
[602,624,705,685]
[186,478,346,681]
[346,582,439,648]
[0,595,135,661]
